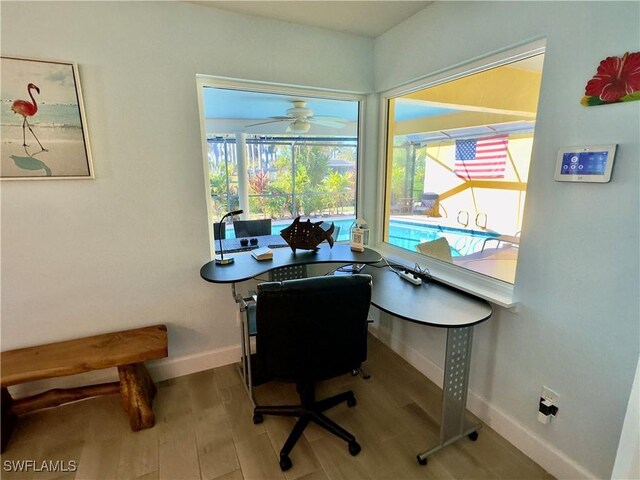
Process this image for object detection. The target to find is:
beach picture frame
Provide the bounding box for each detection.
[1,56,93,179]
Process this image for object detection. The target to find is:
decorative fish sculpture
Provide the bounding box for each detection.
[280,217,335,253]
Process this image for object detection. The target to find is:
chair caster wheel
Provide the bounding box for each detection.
[417,455,428,465]
[348,440,361,456]
[253,413,263,424]
[347,396,357,407]
[352,369,359,376]
[279,455,292,471]
[468,431,479,441]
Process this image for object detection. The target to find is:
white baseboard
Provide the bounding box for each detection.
[368,325,596,480]
[148,344,241,382]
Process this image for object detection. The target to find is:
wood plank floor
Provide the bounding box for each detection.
[1,336,554,480]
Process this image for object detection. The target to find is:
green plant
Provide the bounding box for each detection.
[322,171,354,214]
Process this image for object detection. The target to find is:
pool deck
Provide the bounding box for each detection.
[453,245,518,284]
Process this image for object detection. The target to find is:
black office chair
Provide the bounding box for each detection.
[240,264,307,400]
[233,219,272,238]
[252,274,372,471]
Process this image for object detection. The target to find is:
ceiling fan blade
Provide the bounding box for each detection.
[312,115,348,122]
[245,101,350,131]
[245,118,289,128]
[309,118,347,128]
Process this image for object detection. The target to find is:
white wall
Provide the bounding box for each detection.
[0,2,373,366]
[2,2,639,479]
[373,2,639,479]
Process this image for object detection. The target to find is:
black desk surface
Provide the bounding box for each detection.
[200,245,491,328]
[362,264,492,328]
[200,244,382,284]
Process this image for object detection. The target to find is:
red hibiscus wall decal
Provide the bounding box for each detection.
[582,51,640,106]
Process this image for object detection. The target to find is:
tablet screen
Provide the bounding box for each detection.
[559,150,609,176]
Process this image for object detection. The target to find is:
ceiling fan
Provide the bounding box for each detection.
[246,100,347,133]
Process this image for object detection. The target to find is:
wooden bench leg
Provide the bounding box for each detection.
[118,363,157,431]
[1,388,17,452]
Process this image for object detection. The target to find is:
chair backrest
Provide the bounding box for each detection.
[416,237,453,263]
[269,265,307,282]
[234,219,272,238]
[213,222,226,240]
[256,274,372,383]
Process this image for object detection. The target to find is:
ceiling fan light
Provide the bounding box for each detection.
[287,100,313,118]
[290,119,311,133]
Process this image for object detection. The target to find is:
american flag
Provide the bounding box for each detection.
[454,134,508,179]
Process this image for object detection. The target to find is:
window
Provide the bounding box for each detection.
[382,49,544,285]
[197,78,362,242]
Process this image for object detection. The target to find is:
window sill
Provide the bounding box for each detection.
[373,242,517,309]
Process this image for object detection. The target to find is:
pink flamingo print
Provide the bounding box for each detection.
[11,83,47,151]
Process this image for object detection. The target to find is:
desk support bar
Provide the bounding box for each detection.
[417,326,481,464]
[233,282,257,408]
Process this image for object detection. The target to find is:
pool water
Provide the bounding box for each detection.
[231,218,497,256]
[319,219,497,256]
[386,221,498,257]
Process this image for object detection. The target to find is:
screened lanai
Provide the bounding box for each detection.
[382,52,545,283]
[198,83,362,241]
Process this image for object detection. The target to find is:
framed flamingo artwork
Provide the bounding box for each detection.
[1,56,93,179]
[581,51,640,106]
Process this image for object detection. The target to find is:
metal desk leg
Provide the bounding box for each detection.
[239,306,256,408]
[232,283,256,408]
[417,326,480,465]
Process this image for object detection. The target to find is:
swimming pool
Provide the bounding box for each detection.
[386,221,499,257]
[231,218,497,256]
[320,218,498,256]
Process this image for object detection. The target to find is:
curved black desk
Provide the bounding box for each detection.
[200,244,382,284]
[200,247,492,466]
[364,265,492,328]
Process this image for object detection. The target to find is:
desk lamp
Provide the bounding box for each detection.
[216,209,243,265]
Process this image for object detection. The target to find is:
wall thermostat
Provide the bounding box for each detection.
[554,144,617,183]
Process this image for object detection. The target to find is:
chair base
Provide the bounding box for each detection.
[253,385,361,471]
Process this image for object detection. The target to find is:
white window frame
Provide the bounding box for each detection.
[374,40,546,308]
[196,75,366,260]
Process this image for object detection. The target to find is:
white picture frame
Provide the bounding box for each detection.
[1,55,94,180]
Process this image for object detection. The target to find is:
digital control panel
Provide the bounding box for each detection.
[555,145,617,183]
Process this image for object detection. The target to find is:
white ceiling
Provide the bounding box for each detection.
[193,1,432,38]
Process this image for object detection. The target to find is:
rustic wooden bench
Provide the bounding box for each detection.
[0,324,168,452]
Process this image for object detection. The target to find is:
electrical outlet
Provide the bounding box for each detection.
[541,386,559,405]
